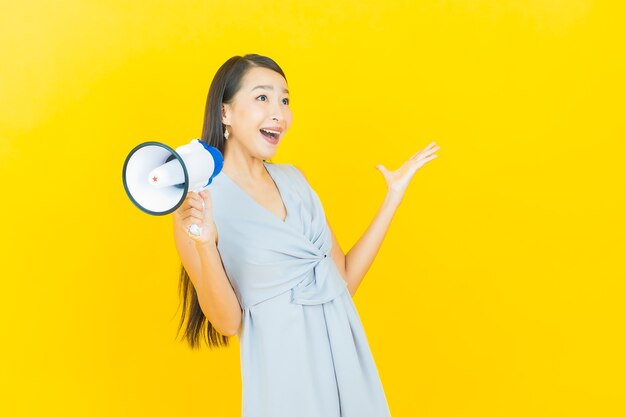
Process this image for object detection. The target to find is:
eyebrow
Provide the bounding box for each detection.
[250,85,289,94]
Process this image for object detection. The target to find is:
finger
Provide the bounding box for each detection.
[187,191,203,203]
[410,150,423,160]
[186,191,207,209]
[174,203,192,217]
[189,207,203,219]
[411,145,439,160]
[185,198,204,210]
[199,190,211,209]
[420,154,438,164]
[411,142,437,158]
[186,190,203,200]
[181,208,203,221]
[410,147,426,159]
[179,195,194,210]
[417,147,439,159]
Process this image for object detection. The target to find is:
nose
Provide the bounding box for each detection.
[270,113,284,126]
[270,102,287,124]
[271,109,282,123]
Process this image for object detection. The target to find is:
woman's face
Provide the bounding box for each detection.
[222,66,293,160]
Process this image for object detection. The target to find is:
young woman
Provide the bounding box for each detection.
[172,54,439,417]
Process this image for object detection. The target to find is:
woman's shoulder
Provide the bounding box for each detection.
[266,161,310,190]
[266,161,305,179]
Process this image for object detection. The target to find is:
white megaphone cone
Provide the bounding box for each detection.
[122,139,224,236]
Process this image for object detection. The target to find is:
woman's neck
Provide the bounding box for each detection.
[222,145,269,184]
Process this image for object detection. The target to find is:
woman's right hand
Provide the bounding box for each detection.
[173,190,218,245]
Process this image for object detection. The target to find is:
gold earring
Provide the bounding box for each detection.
[224,126,230,140]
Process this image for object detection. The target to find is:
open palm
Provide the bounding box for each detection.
[376,142,440,195]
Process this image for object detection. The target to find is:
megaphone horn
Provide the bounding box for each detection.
[122,139,224,233]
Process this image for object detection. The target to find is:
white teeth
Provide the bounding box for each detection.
[261,129,280,138]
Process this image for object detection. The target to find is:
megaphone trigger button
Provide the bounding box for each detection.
[188,224,202,236]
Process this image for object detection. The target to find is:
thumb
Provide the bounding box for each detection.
[376,164,388,175]
[199,190,211,209]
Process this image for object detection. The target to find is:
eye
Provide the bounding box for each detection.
[256,95,267,101]
[282,98,290,105]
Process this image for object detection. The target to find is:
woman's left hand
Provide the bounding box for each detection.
[376,141,440,197]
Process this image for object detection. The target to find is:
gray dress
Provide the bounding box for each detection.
[210,161,391,417]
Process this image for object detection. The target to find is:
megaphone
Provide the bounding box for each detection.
[122,139,223,235]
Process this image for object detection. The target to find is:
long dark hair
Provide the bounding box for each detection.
[176,54,288,349]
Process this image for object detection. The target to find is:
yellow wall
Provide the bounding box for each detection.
[1,1,624,416]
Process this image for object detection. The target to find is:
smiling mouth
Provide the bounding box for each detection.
[259,129,280,140]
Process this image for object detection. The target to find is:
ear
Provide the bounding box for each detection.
[221,103,232,125]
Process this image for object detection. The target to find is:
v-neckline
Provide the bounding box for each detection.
[221,161,289,223]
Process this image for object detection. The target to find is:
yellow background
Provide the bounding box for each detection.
[1,0,624,416]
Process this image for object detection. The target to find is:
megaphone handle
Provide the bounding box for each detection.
[187,188,206,237]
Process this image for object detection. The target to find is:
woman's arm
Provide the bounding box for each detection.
[173,207,242,337]
[326,192,403,297]
[295,166,401,296]
[296,141,439,297]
